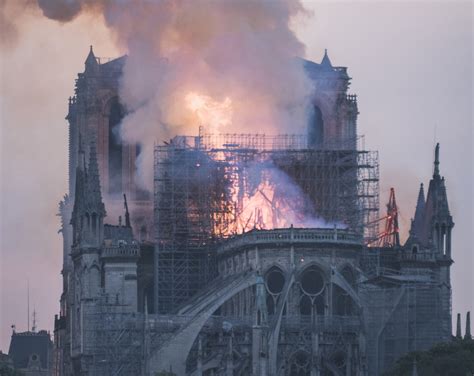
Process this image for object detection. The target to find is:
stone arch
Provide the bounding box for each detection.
[148,271,258,375]
[287,349,311,376]
[339,264,356,286]
[329,265,360,318]
[296,261,330,280]
[322,349,348,375]
[310,94,333,145]
[88,263,101,296]
[299,293,325,316]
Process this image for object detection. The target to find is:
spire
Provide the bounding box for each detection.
[419,142,453,249]
[321,48,333,69]
[433,142,440,178]
[70,139,106,247]
[465,311,471,340]
[411,183,425,237]
[456,313,462,338]
[85,45,99,73]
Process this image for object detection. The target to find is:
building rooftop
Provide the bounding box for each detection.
[8,330,52,370]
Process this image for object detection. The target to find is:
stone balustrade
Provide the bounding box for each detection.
[217,227,362,254]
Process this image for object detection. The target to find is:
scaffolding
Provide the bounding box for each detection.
[81,303,145,376]
[358,245,453,374]
[154,131,379,313]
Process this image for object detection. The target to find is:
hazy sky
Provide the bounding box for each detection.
[0,1,472,351]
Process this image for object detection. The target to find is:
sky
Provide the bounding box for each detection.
[0,1,472,351]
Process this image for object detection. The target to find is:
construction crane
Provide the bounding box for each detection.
[123,193,131,228]
[366,187,400,248]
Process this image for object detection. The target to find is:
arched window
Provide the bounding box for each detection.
[89,265,100,296]
[299,294,324,316]
[85,213,90,231]
[108,97,124,196]
[308,105,324,148]
[91,213,98,236]
[289,350,311,376]
[300,266,325,296]
[265,267,285,295]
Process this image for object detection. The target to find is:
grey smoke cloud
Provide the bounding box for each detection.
[37,0,82,21]
[37,0,314,189]
[0,0,37,48]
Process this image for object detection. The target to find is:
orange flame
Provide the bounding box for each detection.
[185,92,233,133]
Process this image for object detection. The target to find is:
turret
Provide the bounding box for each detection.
[418,143,454,256]
[84,45,99,75]
[70,141,106,249]
[321,48,333,70]
[410,183,425,238]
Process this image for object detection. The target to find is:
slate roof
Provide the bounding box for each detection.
[8,331,52,370]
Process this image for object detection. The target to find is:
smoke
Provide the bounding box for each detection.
[36,0,315,190]
[37,0,83,21]
[237,162,344,232]
[0,0,37,48]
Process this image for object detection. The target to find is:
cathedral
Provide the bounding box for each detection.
[53,47,454,376]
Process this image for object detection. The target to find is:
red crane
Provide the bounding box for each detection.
[367,187,400,248]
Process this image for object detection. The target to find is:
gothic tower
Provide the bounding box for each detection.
[69,141,106,372]
[304,49,359,149]
[66,46,152,241]
[405,142,454,343]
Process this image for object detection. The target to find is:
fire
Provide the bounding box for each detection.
[209,162,341,237]
[237,180,278,232]
[232,169,314,234]
[185,92,233,133]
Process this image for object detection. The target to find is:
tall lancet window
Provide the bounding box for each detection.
[108,98,124,196]
[308,105,324,148]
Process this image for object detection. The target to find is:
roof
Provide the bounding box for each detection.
[89,50,346,83]
[8,331,52,370]
[104,224,134,244]
[300,56,349,81]
[100,55,127,74]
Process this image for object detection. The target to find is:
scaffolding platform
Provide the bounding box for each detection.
[154,131,379,313]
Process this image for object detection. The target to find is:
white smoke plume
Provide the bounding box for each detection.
[36,0,315,190]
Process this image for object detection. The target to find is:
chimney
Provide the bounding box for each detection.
[456,313,462,338]
[465,311,471,340]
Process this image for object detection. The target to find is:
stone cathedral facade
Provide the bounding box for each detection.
[53,47,454,376]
